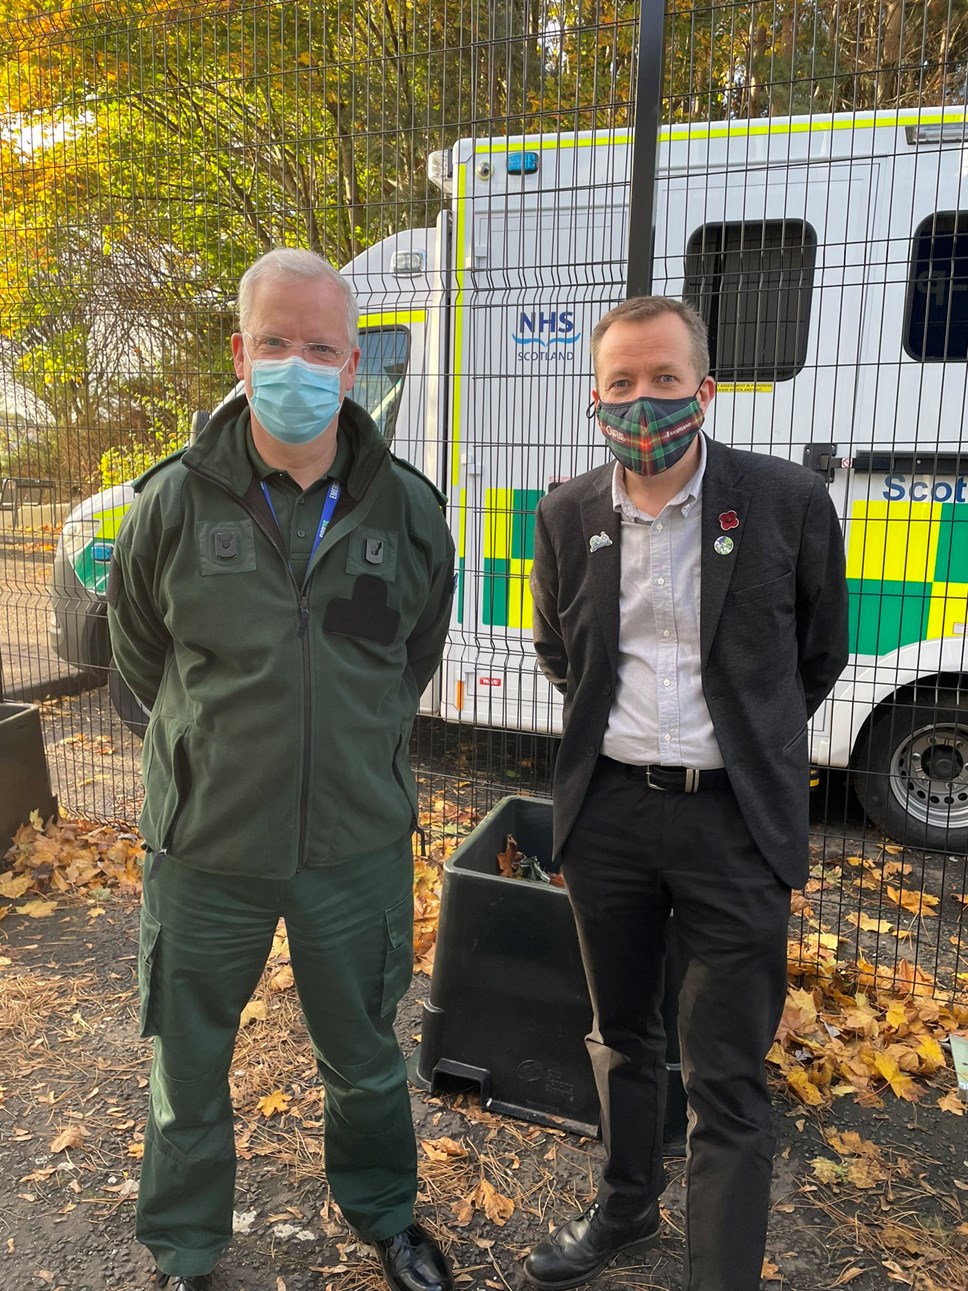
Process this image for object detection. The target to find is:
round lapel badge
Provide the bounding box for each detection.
[714,535,734,555]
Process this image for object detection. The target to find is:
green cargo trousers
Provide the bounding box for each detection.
[136,840,417,1279]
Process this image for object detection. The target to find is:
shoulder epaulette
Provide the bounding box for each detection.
[134,391,247,493]
[134,448,188,492]
[390,453,447,508]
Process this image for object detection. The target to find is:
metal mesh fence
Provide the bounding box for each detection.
[0,1,965,999]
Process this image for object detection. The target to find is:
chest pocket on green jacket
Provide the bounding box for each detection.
[196,520,257,575]
[325,530,402,644]
[345,528,399,581]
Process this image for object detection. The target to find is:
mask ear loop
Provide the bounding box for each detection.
[584,398,599,421]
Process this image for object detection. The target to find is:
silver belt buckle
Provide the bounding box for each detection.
[644,766,667,792]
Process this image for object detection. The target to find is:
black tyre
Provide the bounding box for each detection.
[108,662,150,740]
[851,687,968,853]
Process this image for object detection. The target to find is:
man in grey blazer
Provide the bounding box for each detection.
[524,296,848,1291]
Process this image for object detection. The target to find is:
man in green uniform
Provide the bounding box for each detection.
[108,248,455,1291]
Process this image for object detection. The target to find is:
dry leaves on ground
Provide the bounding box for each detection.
[0,811,143,920]
[775,836,968,1112]
[453,1176,516,1227]
[4,811,966,1130]
[770,957,967,1110]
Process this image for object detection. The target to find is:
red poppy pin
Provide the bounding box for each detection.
[719,511,739,531]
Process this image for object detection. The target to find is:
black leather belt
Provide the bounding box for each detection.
[602,757,728,793]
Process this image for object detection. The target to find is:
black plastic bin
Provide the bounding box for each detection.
[0,701,58,855]
[413,795,598,1134]
[412,794,687,1146]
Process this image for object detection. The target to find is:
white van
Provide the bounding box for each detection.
[55,107,968,850]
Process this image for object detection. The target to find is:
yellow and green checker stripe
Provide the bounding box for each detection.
[481,488,544,628]
[846,500,968,654]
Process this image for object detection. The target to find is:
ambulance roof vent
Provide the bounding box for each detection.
[906,122,968,145]
[427,149,454,193]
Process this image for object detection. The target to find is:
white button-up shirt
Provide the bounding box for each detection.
[600,439,724,769]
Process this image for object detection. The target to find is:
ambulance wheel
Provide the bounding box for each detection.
[108,661,150,740]
[850,687,968,853]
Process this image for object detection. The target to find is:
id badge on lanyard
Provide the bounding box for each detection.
[261,477,341,588]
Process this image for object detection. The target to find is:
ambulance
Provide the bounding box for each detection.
[54,107,968,850]
[344,106,968,852]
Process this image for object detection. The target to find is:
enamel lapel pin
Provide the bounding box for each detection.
[715,510,740,555]
[589,532,613,553]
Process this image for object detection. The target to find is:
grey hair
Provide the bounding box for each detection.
[237,248,359,345]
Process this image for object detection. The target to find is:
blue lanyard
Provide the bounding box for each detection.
[261,478,341,585]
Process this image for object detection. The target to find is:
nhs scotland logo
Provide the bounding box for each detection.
[512,309,581,362]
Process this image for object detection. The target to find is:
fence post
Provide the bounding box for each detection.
[625,0,666,300]
[625,2,688,1148]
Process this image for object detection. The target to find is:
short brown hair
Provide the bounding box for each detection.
[590,297,710,384]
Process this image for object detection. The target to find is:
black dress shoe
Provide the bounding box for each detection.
[523,1201,661,1290]
[373,1222,453,1291]
[155,1273,213,1290]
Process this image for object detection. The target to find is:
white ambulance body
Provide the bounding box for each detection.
[348,108,968,850]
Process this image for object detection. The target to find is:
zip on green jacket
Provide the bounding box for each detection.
[107,394,455,876]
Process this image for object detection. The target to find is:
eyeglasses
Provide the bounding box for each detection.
[242,331,350,366]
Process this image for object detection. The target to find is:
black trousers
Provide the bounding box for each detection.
[559,757,791,1291]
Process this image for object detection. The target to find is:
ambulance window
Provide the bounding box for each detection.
[683,221,816,380]
[904,212,968,361]
[354,327,410,442]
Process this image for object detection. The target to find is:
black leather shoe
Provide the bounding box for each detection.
[155,1273,213,1290]
[523,1201,661,1289]
[373,1223,453,1291]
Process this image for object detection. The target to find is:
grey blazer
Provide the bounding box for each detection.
[530,435,849,890]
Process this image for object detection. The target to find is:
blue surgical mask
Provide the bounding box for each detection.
[248,354,348,445]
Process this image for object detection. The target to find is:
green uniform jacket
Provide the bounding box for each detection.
[107,394,455,876]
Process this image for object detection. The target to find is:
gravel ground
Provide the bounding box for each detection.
[0,895,966,1291]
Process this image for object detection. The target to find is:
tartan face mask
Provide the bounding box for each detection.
[591,391,705,476]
